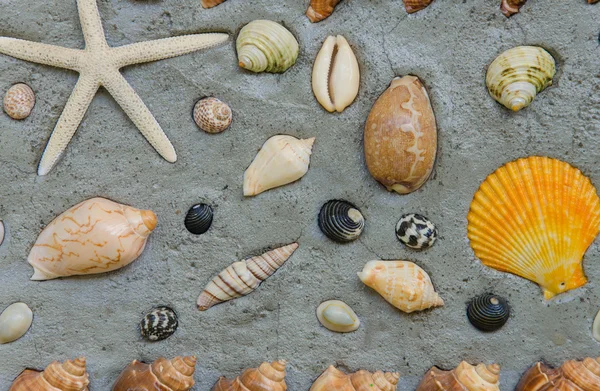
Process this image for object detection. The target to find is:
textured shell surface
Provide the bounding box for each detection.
[197,243,299,310]
[0,302,33,344]
[3,83,35,120]
[395,213,437,250]
[417,362,501,391]
[9,357,89,391]
[516,357,600,391]
[236,20,299,73]
[0,220,4,246]
[112,356,197,391]
[467,156,600,299]
[593,309,600,342]
[312,35,360,113]
[357,260,444,313]
[243,135,315,196]
[501,0,527,16]
[184,203,214,235]
[306,0,343,22]
[318,200,365,242]
[466,293,510,332]
[202,0,227,8]
[486,46,555,111]
[27,197,157,280]
[316,300,360,333]
[212,360,287,391]
[364,75,437,194]
[193,97,232,134]
[310,365,400,391]
[403,0,434,13]
[139,306,178,342]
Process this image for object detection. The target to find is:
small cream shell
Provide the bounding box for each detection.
[316,300,360,332]
[0,220,4,246]
[0,302,33,344]
[593,309,600,342]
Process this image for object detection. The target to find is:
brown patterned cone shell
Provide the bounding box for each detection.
[3,83,35,120]
[193,97,232,134]
[516,357,600,391]
[211,360,288,391]
[9,357,90,391]
[310,365,400,391]
[500,0,527,16]
[306,0,343,22]
[417,362,500,391]
[403,0,434,13]
[364,75,437,195]
[202,0,228,8]
[112,356,197,391]
[197,243,299,310]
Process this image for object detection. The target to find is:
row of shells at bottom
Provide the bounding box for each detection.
[8,355,600,391]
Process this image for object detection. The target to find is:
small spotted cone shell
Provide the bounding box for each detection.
[500,0,527,16]
[403,0,434,13]
[3,83,35,120]
[9,357,90,391]
[516,357,600,391]
[194,97,232,134]
[306,0,343,22]
[417,362,501,391]
[113,356,197,391]
[202,0,228,8]
[197,243,299,310]
[310,365,400,391]
[212,360,288,391]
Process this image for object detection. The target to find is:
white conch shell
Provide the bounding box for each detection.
[197,243,299,310]
[358,260,444,313]
[28,197,157,280]
[0,303,33,344]
[316,300,360,332]
[312,35,360,113]
[243,135,315,196]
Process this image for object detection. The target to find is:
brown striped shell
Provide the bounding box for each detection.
[9,357,90,391]
[3,83,35,120]
[310,365,400,391]
[417,362,501,391]
[403,0,434,13]
[516,357,600,391]
[193,97,232,134]
[212,360,288,391]
[501,0,527,16]
[306,0,343,22]
[112,356,197,391]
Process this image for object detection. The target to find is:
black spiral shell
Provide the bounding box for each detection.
[140,306,178,341]
[466,293,510,332]
[184,203,213,235]
[318,200,365,243]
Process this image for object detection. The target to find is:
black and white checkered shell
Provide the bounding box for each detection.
[395,213,438,249]
[140,306,178,341]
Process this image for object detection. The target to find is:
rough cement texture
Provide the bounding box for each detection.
[0,0,599,389]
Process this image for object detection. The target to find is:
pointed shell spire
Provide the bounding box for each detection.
[516,357,600,391]
[212,360,288,391]
[306,0,343,22]
[417,362,501,391]
[310,365,400,391]
[9,357,90,391]
[112,356,197,391]
[500,0,527,16]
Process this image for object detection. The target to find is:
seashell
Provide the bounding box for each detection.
[243,135,315,196]
[318,200,365,243]
[236,20,299,73]
[500,0,527,16]
[486,46,555,111]
[364,76,437,194]
[3,83,35,120]
[0,220,4,246]
[467,156,600,299]
[312,35,360,113]
[591,0,599,3]
[306,0,343,22]
[202,0,227,8]
[402,0,434,13]
[10,357,89,391]
[593,309,600,342]
[184,203,214,235]
[395,213,437,250]
[310,365,400,391]
[516,357,600,391]
[212,360,287,391]
[193,97,232,134]
[316,300,360,333]
[28,197,157,280]
[197,243,299,310]
[0,302,33,344]
[466,293,510,332]
[113,356,197,391]
[358,260,444,313]
[139,306,178,342]
[417,362,501,391]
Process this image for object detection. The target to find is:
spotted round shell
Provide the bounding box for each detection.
[139,306,178,341]
[395,213,437,250]
[467,293,510,332]
[193,97,232,134]
[3,83,35,120]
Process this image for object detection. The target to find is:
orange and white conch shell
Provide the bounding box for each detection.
[310,365,400,391]
[358,260,444,313]
[306,0,343,22]
[10,357,90,391]
[197,243,299,310]
[28,197,157,280]
[402,0,434,13]
[500,0,527,16]
[212,360,288,391]
[112,356,197,391]
[516,357,600,391]
[417,362,501,391]
[467,156,600,299]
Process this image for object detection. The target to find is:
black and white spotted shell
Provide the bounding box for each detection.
[140,306,178,342]
[395,213,438,249]
[318,200,365,243]
[184,203,213,235]
[467,293,510,332]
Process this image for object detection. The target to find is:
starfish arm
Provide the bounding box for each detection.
[112,33,229,68]
[38,74,100,176]
[102,70,177,163]
[77,0,108,49]
[0,37,82,71]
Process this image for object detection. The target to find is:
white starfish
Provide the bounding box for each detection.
[0,0,228,175]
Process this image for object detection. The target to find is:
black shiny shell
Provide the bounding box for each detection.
[140,306,178,341]
[467,293,510,332]
[318,200,365,243]
[184,203,213,235]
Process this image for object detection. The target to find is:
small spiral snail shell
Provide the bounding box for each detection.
[184,203,214,235]
[194,97,232,134]
[318,200,365,243]
[306,0,343,22]
[466,293,510,332]
[9,357,90,391]
[212,360,288,391]
[500,0,527,16]
[139,306,178,341]
[395,213,438,250]
[3,83,35,120]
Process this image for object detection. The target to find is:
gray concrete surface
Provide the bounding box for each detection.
[0,0,599,389]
